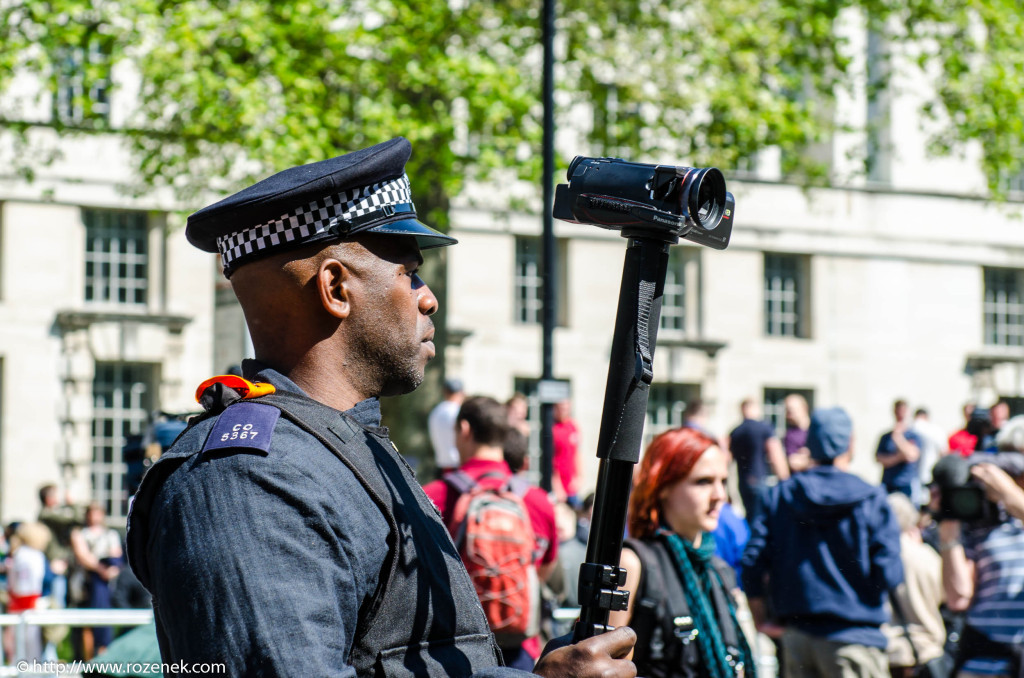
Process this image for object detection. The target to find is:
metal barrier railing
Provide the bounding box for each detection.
[0,609,153,675]
[0,607,779,677]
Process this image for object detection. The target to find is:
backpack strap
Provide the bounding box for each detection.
[625,538,693,670]
[707,556,742,651]
[445,469,513,492]
[506,474,533,498]
[444,469,478,495]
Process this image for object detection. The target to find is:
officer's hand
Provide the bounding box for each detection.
[532,626,636,678]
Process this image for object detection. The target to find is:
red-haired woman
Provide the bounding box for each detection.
[608,427,755,678]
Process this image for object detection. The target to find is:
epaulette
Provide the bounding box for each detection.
[194,374,276,406]
[194,375,279,455]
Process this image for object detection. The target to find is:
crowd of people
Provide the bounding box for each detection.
[425,390,1024,678]
[0,486,149,663]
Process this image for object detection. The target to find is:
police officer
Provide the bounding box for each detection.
[126,138,636,677]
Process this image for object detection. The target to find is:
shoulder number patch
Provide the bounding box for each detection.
[203,401,280,454]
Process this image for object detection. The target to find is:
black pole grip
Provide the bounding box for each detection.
[573,237,669,641]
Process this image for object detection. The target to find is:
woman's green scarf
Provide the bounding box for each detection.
[658,527,756,678]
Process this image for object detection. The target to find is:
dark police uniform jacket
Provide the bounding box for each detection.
[127,362,526,677]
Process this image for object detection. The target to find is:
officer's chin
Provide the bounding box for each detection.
[379,371,426,398]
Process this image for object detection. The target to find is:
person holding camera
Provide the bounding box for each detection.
[935,431,1024,677]
[876,399,924,503]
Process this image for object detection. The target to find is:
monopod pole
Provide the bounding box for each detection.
[573,234,670,641]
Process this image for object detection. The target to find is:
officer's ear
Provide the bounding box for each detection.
[316,257,351,320]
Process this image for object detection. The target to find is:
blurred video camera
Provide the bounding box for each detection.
[552,156,735,248]
[932,451,1024,526]
[965,407,993,447]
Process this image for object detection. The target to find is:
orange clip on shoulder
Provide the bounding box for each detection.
[194,375,277,403]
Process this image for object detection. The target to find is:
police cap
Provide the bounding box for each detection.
[186,137,456,276]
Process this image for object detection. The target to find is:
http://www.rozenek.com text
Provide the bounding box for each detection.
[17,660,227,675]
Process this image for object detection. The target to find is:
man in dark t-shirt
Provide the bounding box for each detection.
[876,399,922,502]
[727,398,790,520]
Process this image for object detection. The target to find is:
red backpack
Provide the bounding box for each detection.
[444,470,540,646]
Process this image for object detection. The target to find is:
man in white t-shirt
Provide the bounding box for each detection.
[428,377,464,478]
[912,407,946,486]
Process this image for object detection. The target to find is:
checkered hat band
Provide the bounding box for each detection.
[215,174,414,268]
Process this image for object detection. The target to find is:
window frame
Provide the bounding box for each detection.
[54,40,112,125]
[659,247,700,337]
[644,382,701,449]
[763,387,815,437]
[983,267,1024,347]
[764,252,810,339]
[513,235,568,327]
[83,209,150,308]
[91,362,155,520]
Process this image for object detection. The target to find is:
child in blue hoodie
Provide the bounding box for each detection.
[741,407,904,678]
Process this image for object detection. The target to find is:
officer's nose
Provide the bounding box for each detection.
[419,283,438,317]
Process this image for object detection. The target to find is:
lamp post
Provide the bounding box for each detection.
[539,0,557,494]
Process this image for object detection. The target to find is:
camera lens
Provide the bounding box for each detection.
[682,168,726,230]
[952,489,981,517]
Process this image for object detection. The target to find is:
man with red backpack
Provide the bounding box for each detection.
[424,395,559,671]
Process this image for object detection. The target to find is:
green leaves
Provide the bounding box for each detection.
[2,0,1024,210]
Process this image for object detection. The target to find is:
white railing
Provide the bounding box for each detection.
[0,609,153,676]
[0,607,780,677]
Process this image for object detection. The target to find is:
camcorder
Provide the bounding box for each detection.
[938,477,999,527]
[965,407,994,446]
[933,452,1024,527]
[552,156,735,248]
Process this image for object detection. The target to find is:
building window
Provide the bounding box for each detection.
[660,248,699,335]
[1004,167,1024,200]
[866,30,892,184]
[515,236,567,326]
[763,387,815,437]
[92,362,155,519]
[55,41,111,125]
[84,209,149,307]
[593,83,641,158]
[644,382,701,448]
[764,253,809,338]
[983,267,1024,347]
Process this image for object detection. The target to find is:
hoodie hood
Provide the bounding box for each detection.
[785,466,878,521]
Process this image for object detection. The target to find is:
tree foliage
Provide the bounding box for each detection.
[0,0,543,224]
[904,0,1024,194]
[2,0,1023,205]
